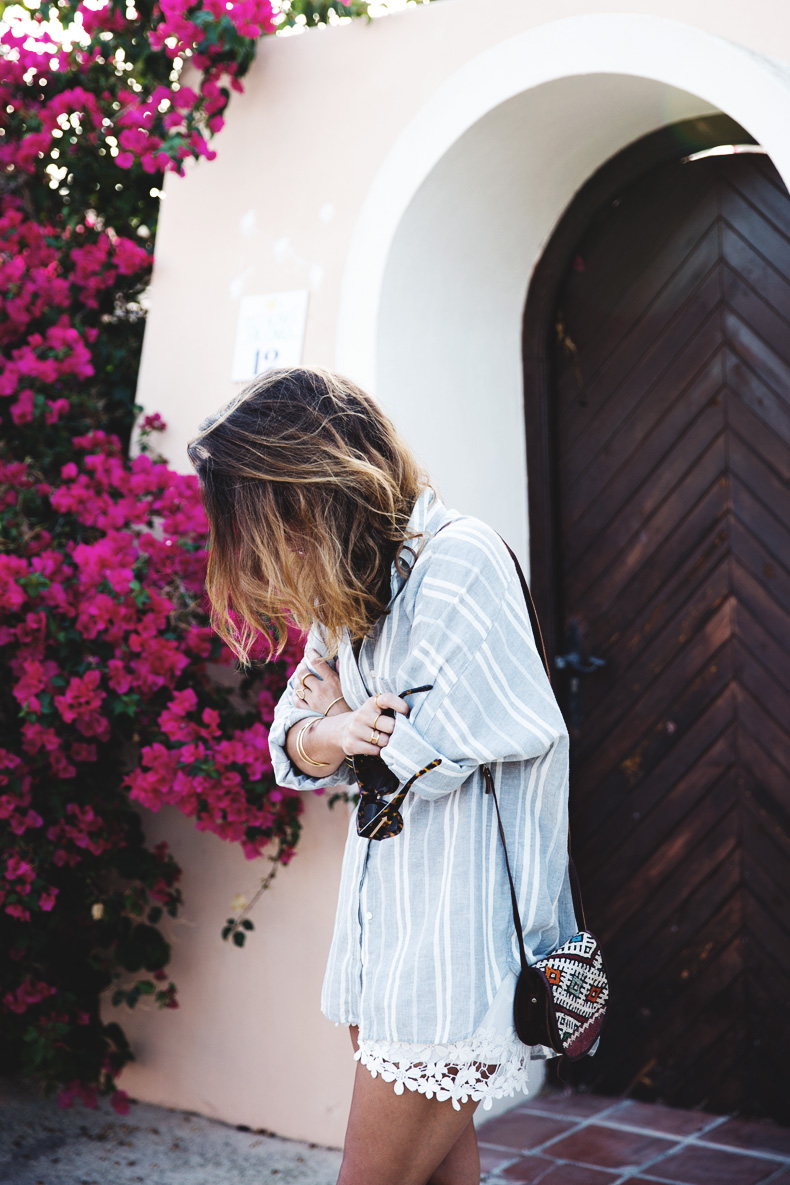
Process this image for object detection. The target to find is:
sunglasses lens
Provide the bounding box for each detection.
[352,754,399,795]
[356,800,403,840]
[358,797,383,828]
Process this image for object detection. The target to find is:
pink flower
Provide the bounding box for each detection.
[54,670,109,739]
[6,853,35,881]
[10,388,35,424]
[50,749,77,779]
[45,398,70,424]
[57,1080,98,1109]
[106,660,132,694]
[140,411,166,431]
[0,555,28,612]
[110,1089,131,1115]
[71,742,97,763]
[5,904,31,922]
[20,722,59,755]
[2,977,56,1013]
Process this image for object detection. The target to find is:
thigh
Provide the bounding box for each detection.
[338,1056,480,1185]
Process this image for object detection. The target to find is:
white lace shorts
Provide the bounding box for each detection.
[353,971,555,1112]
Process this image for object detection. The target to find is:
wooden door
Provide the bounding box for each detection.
[539,148,790,1120]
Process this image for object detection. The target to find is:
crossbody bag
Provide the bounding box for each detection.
[486,539,609,1060]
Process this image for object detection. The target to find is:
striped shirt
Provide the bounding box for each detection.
[268,487,579,1044]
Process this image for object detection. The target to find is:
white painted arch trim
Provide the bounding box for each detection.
[336,11,790,390]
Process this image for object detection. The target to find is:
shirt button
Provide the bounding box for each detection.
[365,911,373,920]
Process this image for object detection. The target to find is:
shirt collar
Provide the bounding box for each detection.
[387,485,454,606]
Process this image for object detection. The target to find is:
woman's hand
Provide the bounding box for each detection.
[285,681,410,775]
[291,648,349,717]
[335,692,410,757]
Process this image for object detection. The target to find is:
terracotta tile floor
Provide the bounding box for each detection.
[477,1092,790,1185]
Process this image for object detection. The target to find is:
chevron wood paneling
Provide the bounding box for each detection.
[549,154,790,1120]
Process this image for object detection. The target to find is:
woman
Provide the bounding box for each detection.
[188,366,578,1185]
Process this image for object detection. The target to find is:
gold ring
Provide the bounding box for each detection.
[373,712,384,731]
[369,729,380,746]
[375,692,384,709]
[301,673,315,690]
[296,688,307,701]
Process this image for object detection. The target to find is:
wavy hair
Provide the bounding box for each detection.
[187,366,430,664]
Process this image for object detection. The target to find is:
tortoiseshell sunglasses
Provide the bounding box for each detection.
[348,686,441,840]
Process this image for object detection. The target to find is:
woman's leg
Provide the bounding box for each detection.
[427,1116,480,1185]
[339,1026,482,1185]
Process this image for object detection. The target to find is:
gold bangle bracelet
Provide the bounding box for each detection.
[296,719,330,768]
[323,695,346,717]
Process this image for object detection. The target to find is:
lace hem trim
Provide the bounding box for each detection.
[355,1025,547,1112]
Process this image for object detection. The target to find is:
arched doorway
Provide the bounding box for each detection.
[524,115,790,1120]
[339,14,790,579]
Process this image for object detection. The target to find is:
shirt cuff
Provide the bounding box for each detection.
[268,706,352,791]
[379,713,476,800]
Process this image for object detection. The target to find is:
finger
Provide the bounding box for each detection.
[369,692,410,716]
[349,722,391,753]
[346,738,388,757]
[370,715,395,736]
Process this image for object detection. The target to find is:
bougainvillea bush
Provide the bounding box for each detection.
[0,0,374,1111]
[0,423,307,1108]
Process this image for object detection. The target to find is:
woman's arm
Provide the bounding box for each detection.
[376,521,569,799]
[286,647,409,776]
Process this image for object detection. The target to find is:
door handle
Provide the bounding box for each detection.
[554,619,606,729]
[555,651,607,674]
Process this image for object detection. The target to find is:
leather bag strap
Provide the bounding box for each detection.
[494,536,588,934]
[483,762,531,977]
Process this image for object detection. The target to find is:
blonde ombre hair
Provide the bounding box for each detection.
[187,366,430,664]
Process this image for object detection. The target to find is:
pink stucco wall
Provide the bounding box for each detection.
[114,796,355,1145]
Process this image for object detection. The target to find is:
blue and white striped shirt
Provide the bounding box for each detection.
[268,487,579,1044]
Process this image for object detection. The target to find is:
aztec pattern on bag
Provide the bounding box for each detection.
[531,930,608,1059]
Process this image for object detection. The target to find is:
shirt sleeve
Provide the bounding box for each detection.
[267,623,352,792]
[379,520,569,800]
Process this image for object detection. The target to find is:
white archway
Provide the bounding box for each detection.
[335,13,790,567]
